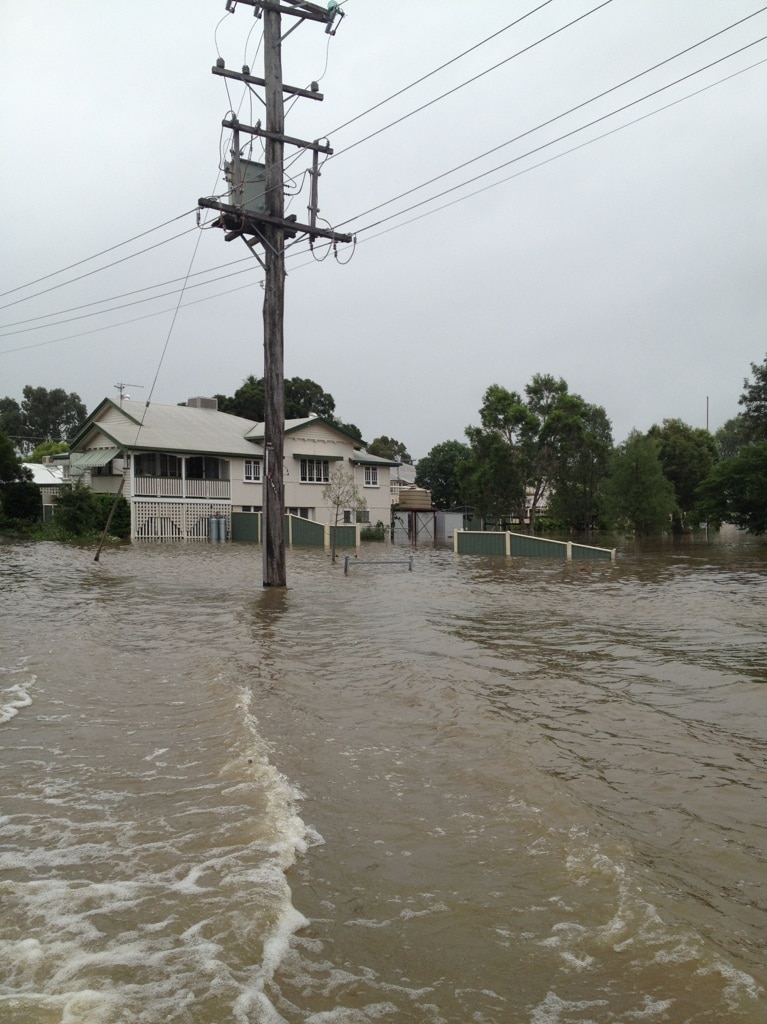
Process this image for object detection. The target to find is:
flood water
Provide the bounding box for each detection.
[1,530,766,1023]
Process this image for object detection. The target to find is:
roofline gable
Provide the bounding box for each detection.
[246,417,365,445]
[70,397,141,448]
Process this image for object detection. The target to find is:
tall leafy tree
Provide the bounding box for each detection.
[470,376,611,529]
[367,435,412,463]
[715,415,751,459]
[215,376,265,419]
[602,431,677,535]
[547,398,613,530]
[336,421,363,443]
[284,377,336,419]
[460,427,525,524]
[215,375,336,422]
[416,440,471,510]
[0,397,25,450]
[1,429,37,522]
[0,387,85,454]
[647,418,717,531]
[697,442,767,534]
[738,354,767,441]
[473,383,534,522]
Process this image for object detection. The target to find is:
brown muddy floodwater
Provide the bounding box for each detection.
[1,529,766,1023]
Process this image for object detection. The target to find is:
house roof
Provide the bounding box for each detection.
[245,416,365,445]
[71,398,263,457]
[350,451,400,467]
[22,463,65,485]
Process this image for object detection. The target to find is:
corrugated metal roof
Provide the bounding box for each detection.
[350,451,400,467]
[22,463,66,485]
[76,399,263,457]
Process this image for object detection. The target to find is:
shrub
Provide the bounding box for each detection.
[0,480,42,522]
[360,520,386,541]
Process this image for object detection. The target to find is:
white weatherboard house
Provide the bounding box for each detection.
[68,397,397,542]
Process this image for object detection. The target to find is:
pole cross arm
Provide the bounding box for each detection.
[213,65,324,101]
[222,118,332,154]
[198,197,352,244]
[225,0,331,25]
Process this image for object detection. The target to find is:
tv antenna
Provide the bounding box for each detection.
[114,382,144,402]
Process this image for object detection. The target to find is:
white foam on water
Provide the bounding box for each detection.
[0,676,322,1024]
[529,990,609,1023]
[0,661,36,724]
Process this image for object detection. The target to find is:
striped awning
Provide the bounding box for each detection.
[71,447,121,467]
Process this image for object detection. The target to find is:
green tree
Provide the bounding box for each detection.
[54,482,100,536]
[697,442,767,534]
[215,375,336,422]
[602,432,677,535]
[0,429,37,522]
[215,376,264,420]
[0,387,86,454]
[284,377,336,419]
[416,440,471,509]
[0,430,31,483]
[470,376,611,529]
[1,481,41,522]
[367,435,412,463]
[0,397,25,451]
[547,399,613,530]
[715,416,751,459]
[336,421,363,443]
[460,428,525,525]
[647,418,717,531]
[28,440,70,463]
[738,354,767,441]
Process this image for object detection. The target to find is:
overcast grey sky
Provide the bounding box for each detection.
[2,0,766,458]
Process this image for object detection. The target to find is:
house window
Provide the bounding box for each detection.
[244,459,262,483]
[186,456,222,480]
[300,459,330,483]
[364,466,378,487]
[160,454,182,477]
[356,508,370,524]
[134,453,181,477]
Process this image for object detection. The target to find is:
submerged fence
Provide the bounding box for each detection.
[454,530,615,562]
[344,555,414,575]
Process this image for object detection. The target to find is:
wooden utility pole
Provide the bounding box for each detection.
[262,0,287,587]
[199,0,350,588]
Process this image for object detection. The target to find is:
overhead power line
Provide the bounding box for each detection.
[328,0,615,162]
[337,5,767,229]
[355,53,767,246]
[0,209,197,303]
[2,8,766,355]
[1,43,764,358]
[324,0,558,137]
[0,224,199,314]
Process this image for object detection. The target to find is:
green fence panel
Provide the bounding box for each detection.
[509,533,568,559]
[231,511,260,543]
[289,515,325,546]
[571,542,614,561]
[330,524,358,549]
[456,531,507,555]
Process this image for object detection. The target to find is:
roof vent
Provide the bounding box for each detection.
[187,396,218,410]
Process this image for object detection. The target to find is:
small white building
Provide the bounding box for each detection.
[21,460,68,520]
